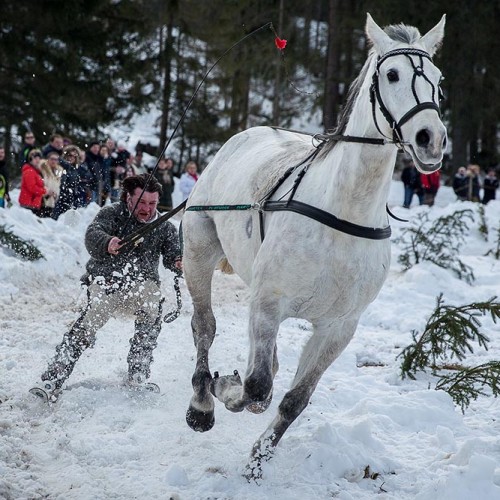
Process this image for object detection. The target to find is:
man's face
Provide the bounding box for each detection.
[0,148,5,161]
[127,188,159,222]
[25,133,35,144]
[53,137,64,150]
[90,144,100,155]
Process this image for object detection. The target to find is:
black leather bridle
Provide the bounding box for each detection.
[369,48,443,149]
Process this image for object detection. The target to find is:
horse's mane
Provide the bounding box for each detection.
[326,22,422,143]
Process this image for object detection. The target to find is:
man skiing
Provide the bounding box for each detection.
[31,174,182,402]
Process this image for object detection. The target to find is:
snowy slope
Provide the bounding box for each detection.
[1,183,500,500]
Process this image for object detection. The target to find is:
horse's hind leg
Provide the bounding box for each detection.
[184,215,224,432]
[246,317,359,479]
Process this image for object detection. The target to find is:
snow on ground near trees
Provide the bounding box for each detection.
[1,183,500,500]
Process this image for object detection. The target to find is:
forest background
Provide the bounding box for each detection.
[0,0,498,178]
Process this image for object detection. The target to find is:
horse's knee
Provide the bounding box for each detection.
[191,369,212,394]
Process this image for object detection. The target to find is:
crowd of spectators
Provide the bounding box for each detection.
[0,130,201,218]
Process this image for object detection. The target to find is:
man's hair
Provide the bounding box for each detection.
[120,174,162,202]
[50,134,63,142]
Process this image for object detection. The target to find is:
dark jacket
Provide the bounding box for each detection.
[82,201,180,286]
[42,144,63,158]
[18,143,35,167]
[482,176,499,204]
[85,151,111,193]
[401,166,422,191]
[453,173,469,200]
[154,169,174,211]
[52,159,82,219]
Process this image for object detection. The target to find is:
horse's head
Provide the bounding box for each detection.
[366,14,447,173]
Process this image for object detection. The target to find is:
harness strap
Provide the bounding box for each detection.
[262,200,391,240]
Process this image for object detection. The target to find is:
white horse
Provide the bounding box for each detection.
[182,14,447,476]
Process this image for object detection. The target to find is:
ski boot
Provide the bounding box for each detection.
[29,381,62,404]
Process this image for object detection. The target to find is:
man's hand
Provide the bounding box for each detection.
[107,236,123,255]
[174,258,183,271]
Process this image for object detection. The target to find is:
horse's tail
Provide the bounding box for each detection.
[217,258,234,275]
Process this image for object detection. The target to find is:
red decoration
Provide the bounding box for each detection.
[274,37,287,50]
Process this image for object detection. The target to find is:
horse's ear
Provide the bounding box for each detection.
[420,15,446,56]
[365,13,392,54]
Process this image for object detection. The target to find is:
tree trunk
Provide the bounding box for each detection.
[159,20,174,154]
[323,0,341,131]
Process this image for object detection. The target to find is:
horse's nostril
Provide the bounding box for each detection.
[443,135,448,149]
[416,129,431,148]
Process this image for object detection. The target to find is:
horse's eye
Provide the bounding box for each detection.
[387,70,399,82]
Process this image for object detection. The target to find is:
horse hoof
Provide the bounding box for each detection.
[246,388,273,414]
[186,406,215,432]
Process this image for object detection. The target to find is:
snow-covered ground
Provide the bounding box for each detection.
[1,182,500,499]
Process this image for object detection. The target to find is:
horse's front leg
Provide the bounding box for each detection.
[246,317,359,479]
[211,297,280,413]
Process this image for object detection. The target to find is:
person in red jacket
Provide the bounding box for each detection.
[19,149,54,216]
[420,169,441,207]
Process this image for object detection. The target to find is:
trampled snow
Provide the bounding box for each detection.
[1,183,500,499]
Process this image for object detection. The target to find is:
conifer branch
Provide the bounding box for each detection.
[395,209,475,283]
[435,361,500,412]
[398,294,500,379]
[0,224,45,261]
[485,226,500,260]
[477,204,488,241]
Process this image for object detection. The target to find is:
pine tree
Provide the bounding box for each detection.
[395,209,475,283]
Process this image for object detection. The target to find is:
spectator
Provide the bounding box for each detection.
[452,166,469,200]
[19,149,54,217]
[42,134,64,158]
[482,168,499,204]
[179,160,199,201]
[99,144,113,205]
[52,145,84,220]
[131,151,148,175]
[420,169,440,207]
[85,141,110,206]
[110,142,131,202]
[40,154,63,214]
[0,147,11,207]
[401,160,423,208]
[18,131,37,167]
[154,157,175,212]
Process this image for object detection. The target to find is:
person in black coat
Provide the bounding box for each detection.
[154,157,175,211]
[482,168,499,204]
[401,161,423,208]
[18,131,37,167]
[84,141,111,206]
[52,146,84,220]
[452,166,469,201]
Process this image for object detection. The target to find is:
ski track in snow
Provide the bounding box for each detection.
[1,183,500,499]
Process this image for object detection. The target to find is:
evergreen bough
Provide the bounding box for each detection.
[0,224,44,261]
[398,294,500,411]
[485,225,500,260]
[395,209,475,284]
[477,204,488,241]
[435,361,500,412]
